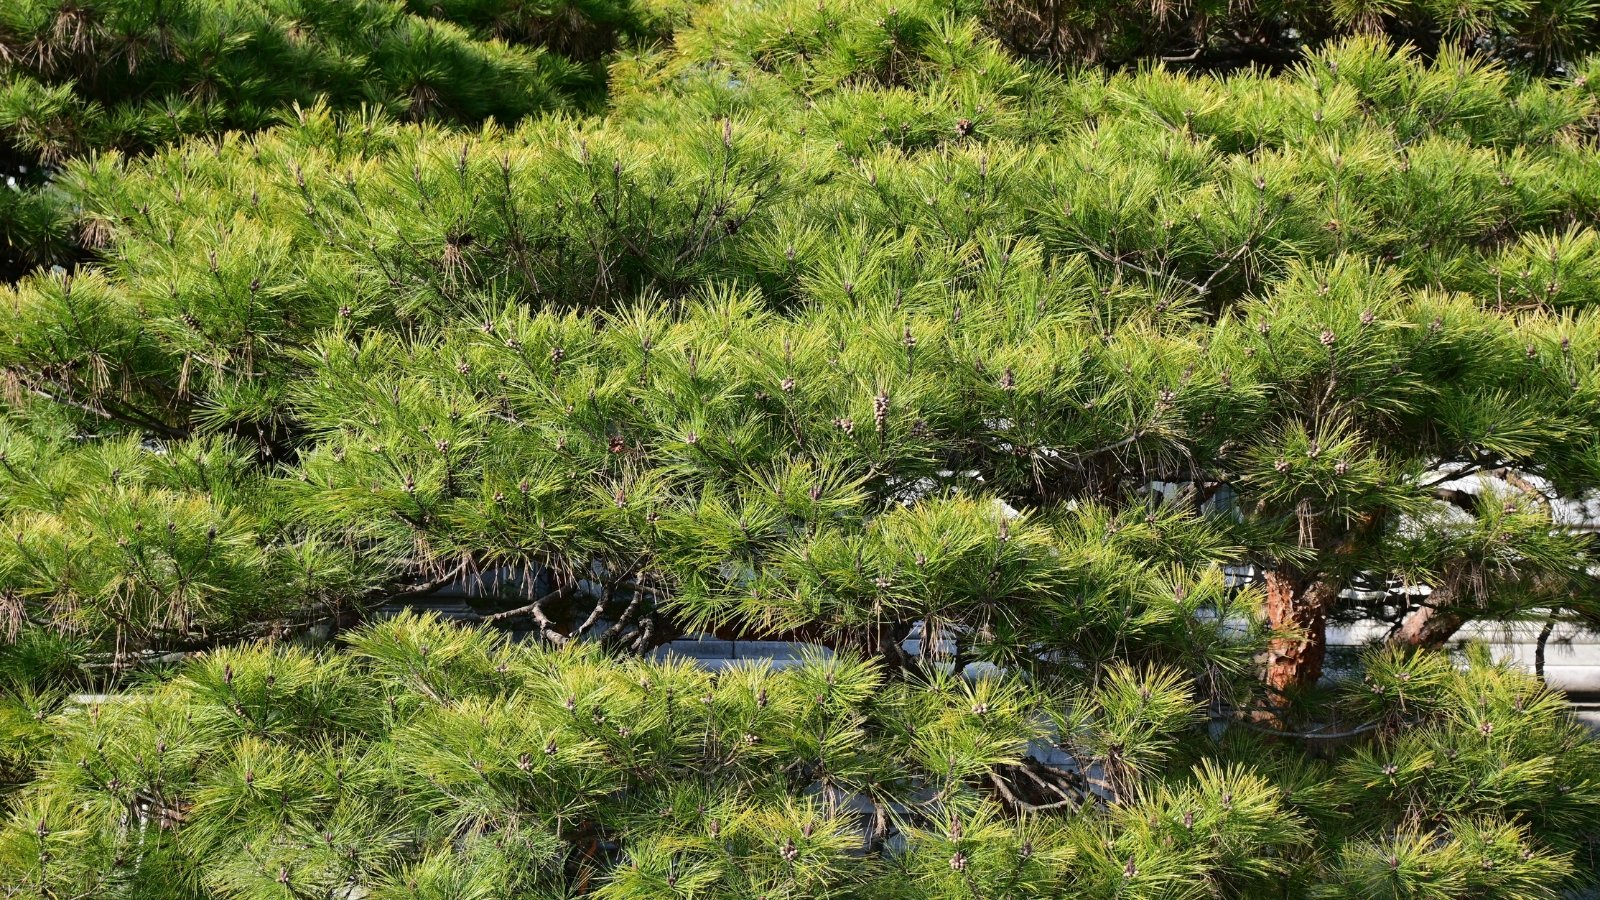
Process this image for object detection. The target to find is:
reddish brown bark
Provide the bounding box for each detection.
[1390,605,1465,650]
[1262,569,1341,696]
[1390,583,1465,651]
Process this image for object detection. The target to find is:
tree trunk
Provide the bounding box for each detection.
[1262,569,1341,696]
[870,618,916,671]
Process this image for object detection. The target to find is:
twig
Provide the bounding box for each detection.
[1536,613,1556,679]
[1418,455,1496,490]
[1067,430,1145,459]
[1015,763,1084,809]
[600,587,647,643]
[388,559,469,599]
[482,586,574,649]
[629,613,656,652]
[989,771,1075,813]
[24,386,188,439]
[574,589,609,637]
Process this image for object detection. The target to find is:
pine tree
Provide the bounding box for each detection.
[0,0,1599,895]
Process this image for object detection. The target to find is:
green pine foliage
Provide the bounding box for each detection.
[0,420,377,660]
[0,0,1599,894]
[0,613,1589,898]
[0,0,667,274]
[1,15,1596,667]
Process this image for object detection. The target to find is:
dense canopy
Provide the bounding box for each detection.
[2,0,1600,895]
